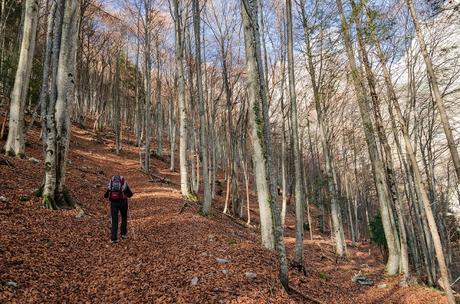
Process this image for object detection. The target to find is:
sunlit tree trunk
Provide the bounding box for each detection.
[299,0,346,257]
[406,0,460,183]
[143,0,152,172]
[286,0,306,268]
[241,0,288,289]
[173,0,190,197]
[192,0,211,214]
[4,0,38,156]
[43,0,79,209]
[368,7,455,300]
[336,0,400,275]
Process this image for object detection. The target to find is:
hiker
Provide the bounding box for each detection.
[104,175,133,243]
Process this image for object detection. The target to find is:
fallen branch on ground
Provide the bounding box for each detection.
[137,168,175,185]
[148,173,173,185]
[223,212,256,229]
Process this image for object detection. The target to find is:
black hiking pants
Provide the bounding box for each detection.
[110,200,128,241]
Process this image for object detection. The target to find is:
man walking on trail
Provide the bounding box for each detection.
[104,175,133,243]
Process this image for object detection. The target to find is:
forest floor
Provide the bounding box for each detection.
[0,116,451,303]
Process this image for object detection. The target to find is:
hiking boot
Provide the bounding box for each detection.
[111,239,118,244]
[121,235,127,240]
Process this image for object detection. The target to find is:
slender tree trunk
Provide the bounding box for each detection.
[155,46,162,157]
[286,0,305,267]
[368,8,455,300]
[406,0,460,183]
[336,0,400,275]
[143,0,152,172]
[241,0,288,289]
[192,0,211,214]
[299,0,346,256]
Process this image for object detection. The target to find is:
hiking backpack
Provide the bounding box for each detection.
[109,175,125,200]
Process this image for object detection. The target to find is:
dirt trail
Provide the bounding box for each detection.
[0,126,448,304]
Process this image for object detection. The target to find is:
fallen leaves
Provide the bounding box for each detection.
[0,125,449,304]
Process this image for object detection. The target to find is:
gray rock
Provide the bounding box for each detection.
[191,277,199,286]
[0,196,8,203]
[5,280,18,288]
[222,270,228,275]
[244,272,257,280]
[28,157,40,164]
[216,258,229,264]
[352,273,374,286]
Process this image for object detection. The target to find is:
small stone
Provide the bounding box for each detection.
[216,258,229,264]
[378,284,388,289]
[244,272,257,279]
[0,196,8,203]
[222,270,228,275]
[75,208,85,219]
[191,277,199,286]
[28,157,40,164]
[5,280,18,288]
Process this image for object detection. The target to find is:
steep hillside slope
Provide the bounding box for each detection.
[0,118,448,303]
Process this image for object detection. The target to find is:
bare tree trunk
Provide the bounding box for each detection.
[155,45,162,157]
[406,0,460,183]
[286,0,305,268]
[241,0,288,289]
[336,0,400,275]
[43,0,79,209]
[173,0,190,197]
[368,8,455,300]
[192,0,211,214]
[143,0,152,172]
[169,94,176,171]
[114,52,121,155]
[4,0,38,156]
[299,0,346,256]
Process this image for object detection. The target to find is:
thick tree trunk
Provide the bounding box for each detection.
[173,0,190,197]
[43,0,79,209]
[4,0,38,156]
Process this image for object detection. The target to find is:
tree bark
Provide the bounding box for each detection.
[241,0,288,289]
[335,0,400,275]
[368,7,455,300]
[4,0,39,156]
